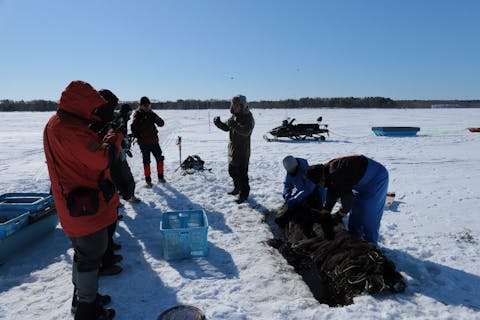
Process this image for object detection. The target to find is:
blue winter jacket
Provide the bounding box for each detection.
[283,158,324,208]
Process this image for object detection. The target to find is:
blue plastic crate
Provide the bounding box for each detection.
[0,208,30,239]
[0,210,58,263]
[160,209,208,260]
[0,193,54,212]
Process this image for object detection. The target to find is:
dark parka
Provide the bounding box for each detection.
[215,105,255,167]
[130,108,164,145]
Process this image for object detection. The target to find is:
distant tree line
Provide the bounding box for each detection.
[1,97,479,111]
[0,99,58,111]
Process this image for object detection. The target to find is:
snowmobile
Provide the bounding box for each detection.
[264,117,329,142]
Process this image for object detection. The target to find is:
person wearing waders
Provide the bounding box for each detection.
[306,155,389,245]
[213,95,255,204]
[131,96,166,187]
[44,81,119,319]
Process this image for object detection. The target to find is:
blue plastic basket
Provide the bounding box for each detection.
[0,208,30,239]
[0,193,54,212]
[0,211,58,263]
[160,210,208,260]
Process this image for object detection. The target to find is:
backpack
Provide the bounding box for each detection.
[180,155,210,174]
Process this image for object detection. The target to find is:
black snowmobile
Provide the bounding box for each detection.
[264,117,329,142]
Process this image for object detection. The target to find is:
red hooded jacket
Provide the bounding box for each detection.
[43,81,119,237]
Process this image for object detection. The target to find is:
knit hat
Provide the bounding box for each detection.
[94,89,118,122]
[140,96,151,106]
[283,156,298,173]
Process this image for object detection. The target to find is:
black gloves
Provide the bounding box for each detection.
[227,118,236,128]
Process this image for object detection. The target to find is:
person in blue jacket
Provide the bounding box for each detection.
[307,155,388,245]
[276,156,333,239]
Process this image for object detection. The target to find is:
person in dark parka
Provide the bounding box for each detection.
[111,103,140,203]
[307,155,389,245]
[213,95,254,204]
[130,96,166,187]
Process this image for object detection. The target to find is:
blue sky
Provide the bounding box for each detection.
[0,0,479,101]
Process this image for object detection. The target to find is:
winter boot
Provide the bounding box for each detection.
[157,161,165,183]
[99,264,123,276]
[236,188,249,204]
[158,174,166,184]
[128,195,141,203]
[145,176,152,188]
[227,188,239,196]
[144,165,152,188]
[71,289,112,314]
[109,254,123,264]
[235,194,248,204]
[101,253,123,269]
[74,301,115,320]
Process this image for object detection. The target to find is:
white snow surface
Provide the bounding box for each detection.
[0,108,479,320]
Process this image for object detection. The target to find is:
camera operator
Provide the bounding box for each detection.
[43,81,121,319]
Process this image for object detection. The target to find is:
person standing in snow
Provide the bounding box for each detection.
[277,155,332,239]
[213,95,255,204]
[43,81,119,320]
[306,155,389,245]
[130,96,166,187]
[111,103,141,203]
[95,90,128,278]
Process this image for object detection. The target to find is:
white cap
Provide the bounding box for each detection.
[283,156,298,172]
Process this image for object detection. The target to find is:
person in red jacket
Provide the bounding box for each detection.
[130,96,166,187]
[43,81,121,320]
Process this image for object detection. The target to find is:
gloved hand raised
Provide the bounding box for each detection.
[213,116,221,124]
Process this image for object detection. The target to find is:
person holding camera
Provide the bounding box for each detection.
[43,81,120,319]
[131,96,166,187]
[213,95,255,204]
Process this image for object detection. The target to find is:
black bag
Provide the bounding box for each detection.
[181,155,206,171]
[110,158,135,200]
[66,187,100,217]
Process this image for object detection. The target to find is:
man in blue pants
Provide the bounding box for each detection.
[307,155,389,245]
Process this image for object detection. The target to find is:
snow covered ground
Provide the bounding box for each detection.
[0,108,479,320]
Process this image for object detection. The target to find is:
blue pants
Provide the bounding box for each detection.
[349,158,388,245]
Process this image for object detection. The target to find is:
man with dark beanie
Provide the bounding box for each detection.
[213,95,255,203]
[131,96,166,187]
